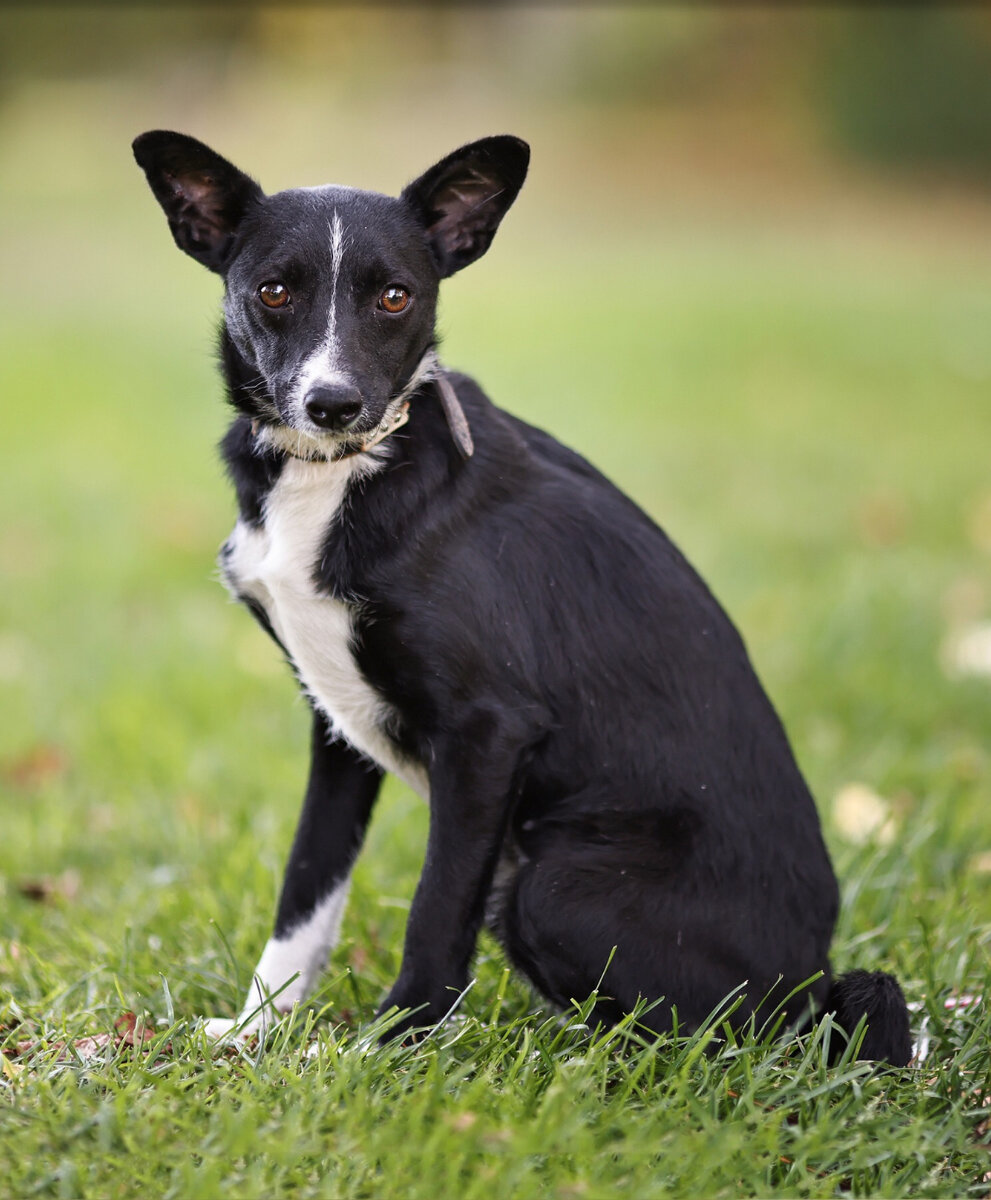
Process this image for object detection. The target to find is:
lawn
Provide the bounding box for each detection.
[2,151,991,1196]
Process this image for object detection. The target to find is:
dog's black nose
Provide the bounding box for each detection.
[304,384,363,432]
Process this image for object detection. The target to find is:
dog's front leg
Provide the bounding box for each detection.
[377,710,525,1039]
[205,710,382,1039]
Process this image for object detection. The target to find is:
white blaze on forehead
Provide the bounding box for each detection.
[294,208,352,407]
[327,209,345,363]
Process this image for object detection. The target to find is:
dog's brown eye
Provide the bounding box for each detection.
[259,281,290,309]
[379,286,410,314]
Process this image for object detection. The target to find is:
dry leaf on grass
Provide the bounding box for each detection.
[114,1011,155,1048]
[10,1032,113,1063]
[67,1033,114,1061]
[15,870,81,904]
[11,1012,162,1063]
[1,745,67,790]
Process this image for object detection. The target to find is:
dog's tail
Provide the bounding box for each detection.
[826,969,912,1066]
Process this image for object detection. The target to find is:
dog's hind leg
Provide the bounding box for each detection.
[496,825,832,1040]
[205,710,382,1039]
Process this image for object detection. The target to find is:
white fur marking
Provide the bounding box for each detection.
[327,210,344,362]
[221,455,428,796]
[293,210,351,416]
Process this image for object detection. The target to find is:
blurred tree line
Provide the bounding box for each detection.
[818,8,991,175]
[3,5,991,179]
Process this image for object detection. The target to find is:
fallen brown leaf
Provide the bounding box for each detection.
[114,1011,154,1048]
[15,870,81,904]
[70,1034,113,1061]
[2,745,67,790]
[11,1012,167,1062]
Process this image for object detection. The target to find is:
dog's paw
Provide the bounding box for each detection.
[376,981,469,1042]
[201,1016,239,1040]
[201,1015,262,1042]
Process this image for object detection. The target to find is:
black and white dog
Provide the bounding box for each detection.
[133,131,911,1064]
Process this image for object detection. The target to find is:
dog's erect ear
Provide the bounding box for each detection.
[401,136,529,278]
[132,131,263,273]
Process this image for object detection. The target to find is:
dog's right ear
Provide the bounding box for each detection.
[401,136,530,278]
[132,131,263,273]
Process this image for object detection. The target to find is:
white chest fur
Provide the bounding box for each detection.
[221,455,427,796]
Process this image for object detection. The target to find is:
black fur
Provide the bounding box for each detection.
[134,131,912,1064]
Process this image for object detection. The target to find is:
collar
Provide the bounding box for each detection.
[434,372,474,458]
[337,398,411,459]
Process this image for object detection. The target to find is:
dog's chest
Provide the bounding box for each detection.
[221,457,426,795]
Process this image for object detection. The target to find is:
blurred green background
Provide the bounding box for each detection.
[2,4,991,1016]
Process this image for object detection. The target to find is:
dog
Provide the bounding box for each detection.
[132,130,912,1064]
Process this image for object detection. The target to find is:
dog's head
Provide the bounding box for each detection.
[133,131,529,459]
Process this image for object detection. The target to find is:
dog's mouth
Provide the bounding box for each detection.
[253,420,355,462]
[253,351,441,463]
[252,398,411,463]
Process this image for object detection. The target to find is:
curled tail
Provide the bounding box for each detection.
[827,969,912,1066]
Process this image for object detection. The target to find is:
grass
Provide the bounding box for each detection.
[3,166,991,1196]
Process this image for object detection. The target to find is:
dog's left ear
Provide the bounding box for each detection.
[402,136,529,278]
[132,130,263,273]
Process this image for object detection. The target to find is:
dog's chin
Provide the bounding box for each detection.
[253,421,360,462]
[253,392,412,462]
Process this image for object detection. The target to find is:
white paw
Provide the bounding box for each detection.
[201,1015,261,1041]
[201,1003,295,1041]
[202,1017,239,1040]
